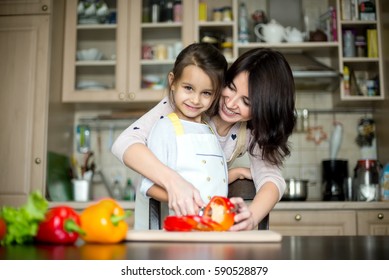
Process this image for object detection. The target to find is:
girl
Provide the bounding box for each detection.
[134,43,247,229]
[113,48,295,230]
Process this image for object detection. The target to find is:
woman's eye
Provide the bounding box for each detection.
[243,98,251,106]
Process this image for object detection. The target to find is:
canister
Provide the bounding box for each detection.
[343,30,355,57]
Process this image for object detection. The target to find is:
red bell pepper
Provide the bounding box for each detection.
[0,218,6,242]
[35,206,85,244]
[163,196,236,232]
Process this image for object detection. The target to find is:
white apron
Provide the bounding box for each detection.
[168,113,228,209]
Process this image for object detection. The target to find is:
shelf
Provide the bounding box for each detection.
[77,23,117,30]
[237,41,339,50]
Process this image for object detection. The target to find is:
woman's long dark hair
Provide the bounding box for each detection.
[225,48,296,167]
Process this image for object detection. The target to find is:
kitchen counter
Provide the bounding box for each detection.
[1,235,388,260]
[274,201,389,210]
[49,201,389,211]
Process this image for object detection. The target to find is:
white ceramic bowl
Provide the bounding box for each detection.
[76,48,103,61]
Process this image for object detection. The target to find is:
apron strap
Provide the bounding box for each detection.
[167,113,184,135]
[227,122,247,168]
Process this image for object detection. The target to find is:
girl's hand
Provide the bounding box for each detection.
[166,173,205,216]
[227,197,256,231]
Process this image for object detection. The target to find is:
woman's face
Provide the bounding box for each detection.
[218,71,252,124]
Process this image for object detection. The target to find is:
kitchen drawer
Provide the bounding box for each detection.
[269,210,357,236]
[357,210,389,236]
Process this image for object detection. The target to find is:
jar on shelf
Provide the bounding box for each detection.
[221,41,233,59]
[222,6,232,22]
[212,8,222,21]
[355,35,366,57]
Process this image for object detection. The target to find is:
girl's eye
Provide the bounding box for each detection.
[203,91,213,97]
[184,85,193,91]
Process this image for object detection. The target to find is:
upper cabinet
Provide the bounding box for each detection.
[62,0,193,103]
[62,0,386,103]
[338,0,384,101]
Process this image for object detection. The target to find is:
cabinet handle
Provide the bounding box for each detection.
[42,5,48,11]
[377,213,384,220]
[35,158,42,164]
[128,92,136,100]
[294,214,302,221]
[118,92,125,100]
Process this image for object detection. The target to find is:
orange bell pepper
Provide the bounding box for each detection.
[203,196,236,231]
[80,198,131,244]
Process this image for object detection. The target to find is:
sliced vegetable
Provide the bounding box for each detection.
[203,196,236,231]
[0,191,48,246]
[163,196,236,232]
[80,198,131,244]
[35,206,85,244]
[0,218,6,241]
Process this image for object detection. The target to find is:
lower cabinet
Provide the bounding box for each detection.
[270,208,389,236]
[357,210,389,236]
[269,210,357,236]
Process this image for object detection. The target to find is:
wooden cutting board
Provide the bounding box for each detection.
[126,230,282,243]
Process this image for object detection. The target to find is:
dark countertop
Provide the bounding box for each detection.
[1,236,388,260]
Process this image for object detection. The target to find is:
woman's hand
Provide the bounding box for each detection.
[227,197,256,231]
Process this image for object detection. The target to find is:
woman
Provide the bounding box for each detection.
[112,48,296,230]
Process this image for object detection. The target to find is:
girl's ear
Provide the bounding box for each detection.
[168,72,175,89]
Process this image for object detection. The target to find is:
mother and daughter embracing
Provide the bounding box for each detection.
[112,42,296,231]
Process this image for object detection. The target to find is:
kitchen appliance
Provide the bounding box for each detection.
[322,122,347,201]
[282,178,308,201]
[322,160,348,201]
[353,159,381,201]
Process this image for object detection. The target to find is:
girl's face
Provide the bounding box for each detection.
[169,65,215,123]
[218,71,251,124]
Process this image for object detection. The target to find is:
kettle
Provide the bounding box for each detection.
[353,159,382,201]
[284,26,306,43]
[254,19,285,43]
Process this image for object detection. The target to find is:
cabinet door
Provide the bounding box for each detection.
[0,0,50,15]
[357,210,389,235]
[269,210,357,236]
[0,14,50,206]
[62,0,129,102]
[62,0,192,103]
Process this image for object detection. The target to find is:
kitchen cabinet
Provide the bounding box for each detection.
[271,201,389,236]
[338,0,385,101]
[0,0,50,15]
[269,210,357,236]
[194,0,386,101]
[357,210,389,235]
[0,1,51,206]
[62,0,193,103]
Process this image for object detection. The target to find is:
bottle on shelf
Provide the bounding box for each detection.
[123,178,136,201]
[238,2,249,43]
[359,0,376,20]
[111,177,123,200]
[343,65,350,96]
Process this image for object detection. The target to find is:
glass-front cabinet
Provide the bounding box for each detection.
[62,0,192,103]
[62,0,386,103]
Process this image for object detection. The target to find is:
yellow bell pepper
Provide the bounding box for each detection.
[80,198,131,244]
